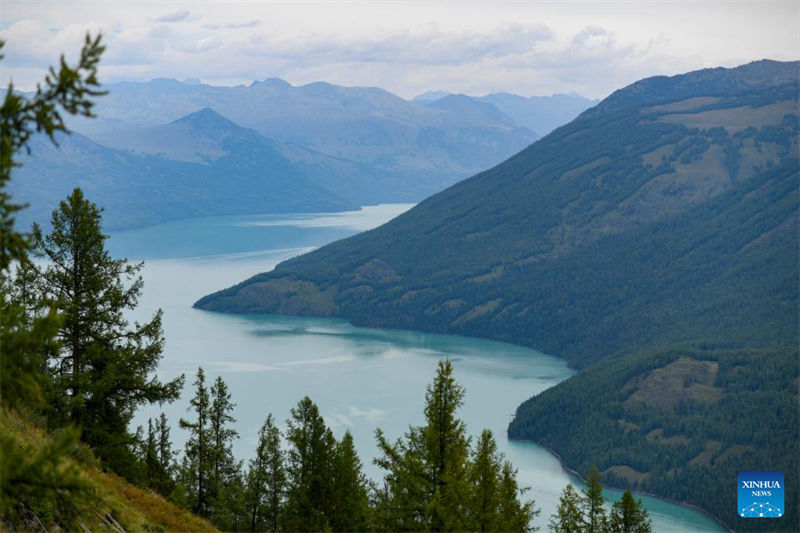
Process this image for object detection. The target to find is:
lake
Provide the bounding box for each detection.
[111,204,723,532]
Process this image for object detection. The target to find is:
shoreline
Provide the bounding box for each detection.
[529,440,732,532]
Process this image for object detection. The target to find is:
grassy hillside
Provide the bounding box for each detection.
[0,408,217,532]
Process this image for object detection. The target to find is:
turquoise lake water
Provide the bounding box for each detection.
[110,204,724,532]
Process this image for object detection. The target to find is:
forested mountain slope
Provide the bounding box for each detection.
[196,59,799,368]
[196,60,799,530]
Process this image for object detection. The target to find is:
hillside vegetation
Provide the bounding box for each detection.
[196,60,799,531]
[1,408,218,532]
[196,60,798,368]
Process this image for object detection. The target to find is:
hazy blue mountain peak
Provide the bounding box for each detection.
[412,90,453,102]
[426,94,517,125]
[172,106,236,127]
[250,77,292,89]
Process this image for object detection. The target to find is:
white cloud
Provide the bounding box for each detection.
[153,10,192,24]
[1,1,797,99]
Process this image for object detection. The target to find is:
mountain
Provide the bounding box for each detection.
[12,108,357,230]
[91,108,432,207]
[66,78,538,191]
[413,91,598,136]
[195,59,799,530]
[195,59,799,364]
[412,90,453,102]
[477,92,598,136]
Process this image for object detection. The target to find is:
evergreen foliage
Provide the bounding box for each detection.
[245,414,286,532]
[208,376,244,530]
[608,491,652,533]
[468,429,540,531]
[548,484,584,533]
[0,34,212,532]
[28,187,184,474]
[194,64,798,529]
[0,32,108,529]
[547,478,652,533]
[331,431,371,531]
[0,35,105,270]
[180,368,213,518]
[283,395,337,531]
[135,413,177,497]
[582,467,607,533]
[375,360,538,532]
[512,342,799,532]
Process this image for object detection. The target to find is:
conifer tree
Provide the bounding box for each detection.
[375,359,470,531]
[422,359,471,530]
[156,412,176,495]
[207,376,243,530]
[375,360,537,531]
[144,419,160,482]
[0,33,116,529]
[30,188,183,473]
[331,430,371,531]
[284,396,336,531]
[548,483,584,533]
[180,368,212,517]
[582,466,607,533]
[468,429,505,531]
[245,414,286,532]
[135,413,176,496]
[608,490,652,533]
[495,443,539,531]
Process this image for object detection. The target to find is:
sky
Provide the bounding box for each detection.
[1,1,798,100]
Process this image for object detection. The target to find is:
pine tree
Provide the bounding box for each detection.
[144,419,160,483]
[207,376,242,530]
[549,483,584,533]
[375,359,472,531]
[331,430,371,531]
[31,188,183,474]
[423,359,471,530]
[245,414,286,532]
[495,443,539,531]
[608,490,652,533]
[582,466,607,533]
[180,368,212,517]
[467,429,502,531]
[284,396,336,532]
[155,413,176,496]
[134,413,176,496]
[0,33,112,529]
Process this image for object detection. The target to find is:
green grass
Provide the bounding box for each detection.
[0,408,217,532]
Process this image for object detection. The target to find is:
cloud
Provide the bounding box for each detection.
[205,20,260,30]
[154,10,191,23]
[1,2,797,99]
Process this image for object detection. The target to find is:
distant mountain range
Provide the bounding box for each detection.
[14,78,594,230]
[67,77,551,183]
[414,91,598,136]
[13,108,359,230]
[195,59,799,531]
